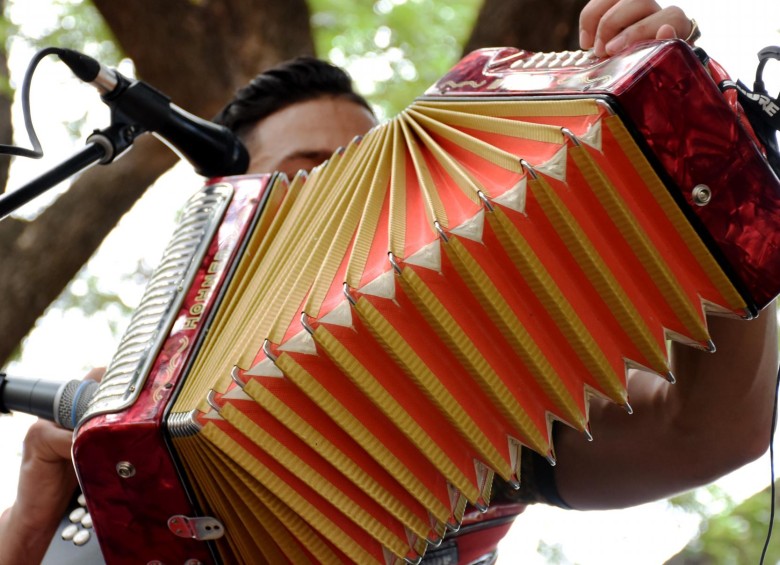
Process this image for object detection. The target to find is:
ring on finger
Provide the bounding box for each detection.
[684,18,701,44]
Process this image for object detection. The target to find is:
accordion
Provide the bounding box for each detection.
[70,40,780,564]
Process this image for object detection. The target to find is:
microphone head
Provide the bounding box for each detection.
[56,379,100,430]
[57,48,102,82]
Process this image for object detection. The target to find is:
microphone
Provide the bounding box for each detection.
[0,373,99,430]
[56,48,249,178]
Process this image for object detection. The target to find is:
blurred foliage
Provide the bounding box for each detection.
[0,0,14,100]
[55,270,139,318]
[310,0,481,119]
[54,263,149,339]
[538,540,575,564]
[0,2,18,52]
[666,483,779,564]
[668,485,735,516]
[6,0,121,64]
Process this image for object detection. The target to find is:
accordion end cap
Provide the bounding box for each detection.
[342,282,357,306]
[230,365,246,389]
[444,514,461,533]
[584,426,594,442]
[205,389,221,414]
[519,158,538,180]
[262,338,278,362]
[426,514,446,546]
[300,311,315,335]
[426,535,443,549]
[561,127,581,146]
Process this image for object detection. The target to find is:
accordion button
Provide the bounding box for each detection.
[68,507,87,523]
[77,493,87,507]
[61,524,79,541]
[73,529,91,546]
[81,513,93,529]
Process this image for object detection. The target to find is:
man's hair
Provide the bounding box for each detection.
[214,56,373,136]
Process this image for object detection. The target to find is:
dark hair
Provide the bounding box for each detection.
[214,56,373,137]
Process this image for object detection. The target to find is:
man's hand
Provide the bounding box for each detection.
[579,0,695,57]
[0,367,104,565]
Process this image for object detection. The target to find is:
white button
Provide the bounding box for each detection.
[77,493,86,507]
[81,513,93,529]
[73,529,91,546]
[69,507,87,523]
[61,524,79,540]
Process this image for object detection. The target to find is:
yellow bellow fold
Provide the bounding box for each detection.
[603,116,745,314]
[169,96,744,564]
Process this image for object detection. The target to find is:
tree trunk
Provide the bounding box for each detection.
[92,0,316,117]
[0,0,314,364]
[464,0,587,54]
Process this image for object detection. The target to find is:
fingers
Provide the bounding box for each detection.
[84,366,106,383]
[16,368,102,464]
[603,6,691,55]
[598,0,663,55]
[10,420,77,562]
[580,0,692,57]
[581,0,663,56]
[655,23,678,41]
[579,0,623,50]
[23,419,73,463]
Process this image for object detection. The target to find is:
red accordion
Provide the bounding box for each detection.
[68,40,780,564]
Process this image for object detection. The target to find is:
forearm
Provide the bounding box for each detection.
[553,302,778,509]
[0,501,67,565]
[669,303,778,464]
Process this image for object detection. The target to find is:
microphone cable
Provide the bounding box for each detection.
[0,47,62,165]
[759,362,780,565]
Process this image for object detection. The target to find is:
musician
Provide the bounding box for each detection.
[1,1,777,564]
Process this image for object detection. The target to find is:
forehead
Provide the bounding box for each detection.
[242,96,377,176]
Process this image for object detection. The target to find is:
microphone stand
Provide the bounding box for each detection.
[0,119,143,220]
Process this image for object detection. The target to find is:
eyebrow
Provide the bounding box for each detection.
[280,149,337,167]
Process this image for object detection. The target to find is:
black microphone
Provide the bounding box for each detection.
[56,48,249,178]
[0,373,99,430]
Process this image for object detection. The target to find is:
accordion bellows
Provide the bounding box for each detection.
[171,66,745,565]
[74,41,780,565]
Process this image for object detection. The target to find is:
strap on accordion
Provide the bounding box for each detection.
[717,45,780,175]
